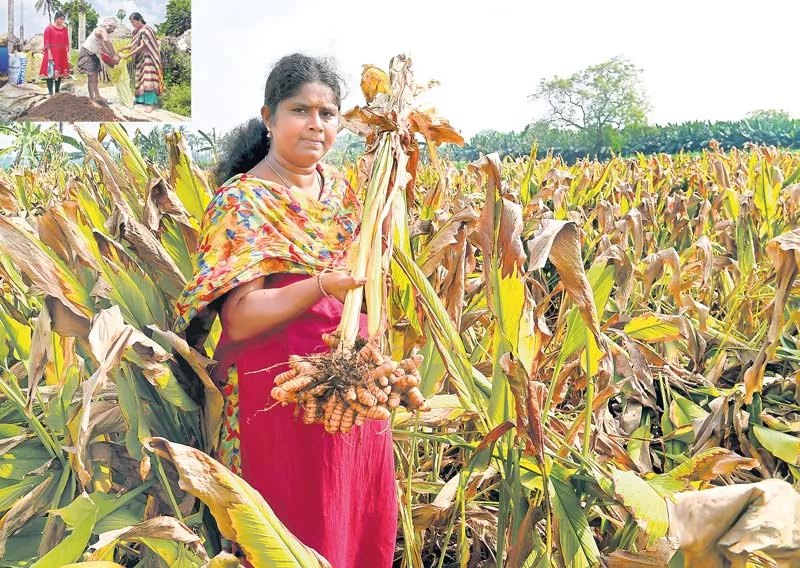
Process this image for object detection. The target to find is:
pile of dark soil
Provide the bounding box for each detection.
[0,78,7,89]
[19,92,116,122]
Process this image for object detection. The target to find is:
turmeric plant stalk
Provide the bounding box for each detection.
[337,134,394,351]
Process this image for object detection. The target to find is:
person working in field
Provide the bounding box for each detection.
[77,18,120,108]
[118,12,163,113]
[173,54,397,567]
[39,11,70,95]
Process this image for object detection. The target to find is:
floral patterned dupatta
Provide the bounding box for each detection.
[173,162,361,348]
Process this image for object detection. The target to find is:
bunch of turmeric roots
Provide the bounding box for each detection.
[270,333,431,434]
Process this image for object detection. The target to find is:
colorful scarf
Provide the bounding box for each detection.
[131,24,164,97]
[173,162,361,337]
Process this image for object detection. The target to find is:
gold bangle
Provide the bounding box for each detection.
[317,274,332,298]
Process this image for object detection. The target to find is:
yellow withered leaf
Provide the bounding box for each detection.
[144,437,332,568]
[360,64,390,103]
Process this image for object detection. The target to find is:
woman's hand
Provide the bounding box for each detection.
[319,272,367,303]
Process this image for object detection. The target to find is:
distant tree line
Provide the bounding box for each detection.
[439,110,800,164]
[329,110,800,168]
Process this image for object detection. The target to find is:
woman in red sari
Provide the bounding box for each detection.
[39,11,70,95]
[173,54,397,568]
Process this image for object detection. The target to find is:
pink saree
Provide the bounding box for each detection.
[216,274,396,567]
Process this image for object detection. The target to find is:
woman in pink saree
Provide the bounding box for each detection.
[173,54,397,567]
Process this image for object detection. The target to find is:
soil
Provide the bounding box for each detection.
[18,92,117,122]
[0,78,7,89]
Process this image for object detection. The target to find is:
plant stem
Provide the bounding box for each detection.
[338,135,394,350]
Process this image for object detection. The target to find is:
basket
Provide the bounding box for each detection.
[101,53,119,67]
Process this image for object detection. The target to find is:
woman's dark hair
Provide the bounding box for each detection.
[54,11,65,20]
[213,53,343,185]
[130,12,146,24]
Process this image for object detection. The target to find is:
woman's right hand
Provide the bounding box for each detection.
[319,272,367,303]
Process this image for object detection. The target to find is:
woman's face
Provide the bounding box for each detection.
[263,82,339,169]
[130,19,143,29]
[55,16,65,27]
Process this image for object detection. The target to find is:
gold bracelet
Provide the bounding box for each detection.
[317,274,332,298]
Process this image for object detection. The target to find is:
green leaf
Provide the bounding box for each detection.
[753,160,780,237]
[116,369,151,460]
[557,264,614,366]
[0,425,26,438]
[0,476,45,512]
[102,267,167,329]
[519,140,538,206]
[166,132,212,223]
[645,474,685,501]
[624,314,682,342]
[0,442,52,480]
[160,219,195,280]
[31,493,98,568]
[0,516,47,565]
[668,394,708,439]
[44,363,80,434]
[93,505,143,535]
[393,247,488,418]
[610,468,669,545]
[417,336,446,399]
[98,123,149,194]
[139,538,206,567]
[753,424,800,466]
[0,310,31,362]
[627,412,652,467]
[549,463,600,568]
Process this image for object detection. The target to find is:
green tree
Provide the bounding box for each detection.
[158,0,191,36]
[116,8,126,23]
[532,56,650,157]
[54,0,99,48]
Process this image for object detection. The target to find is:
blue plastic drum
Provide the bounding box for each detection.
[0,46,8,75]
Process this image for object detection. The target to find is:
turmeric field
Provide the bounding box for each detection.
[1,85,800,566]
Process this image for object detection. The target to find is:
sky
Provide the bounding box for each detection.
[2,0,800,142]
[187,0,800,138]
[1,0,167,38]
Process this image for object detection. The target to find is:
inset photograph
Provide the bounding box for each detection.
[0,0,190,122]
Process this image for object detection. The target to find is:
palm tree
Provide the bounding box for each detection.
[19,0,25,44]
[77,0,87,46]
[34,0,55,23]
[7,0,15,50]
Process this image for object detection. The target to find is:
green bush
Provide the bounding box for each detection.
[160,41,190,87]
[162,83,191,116]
